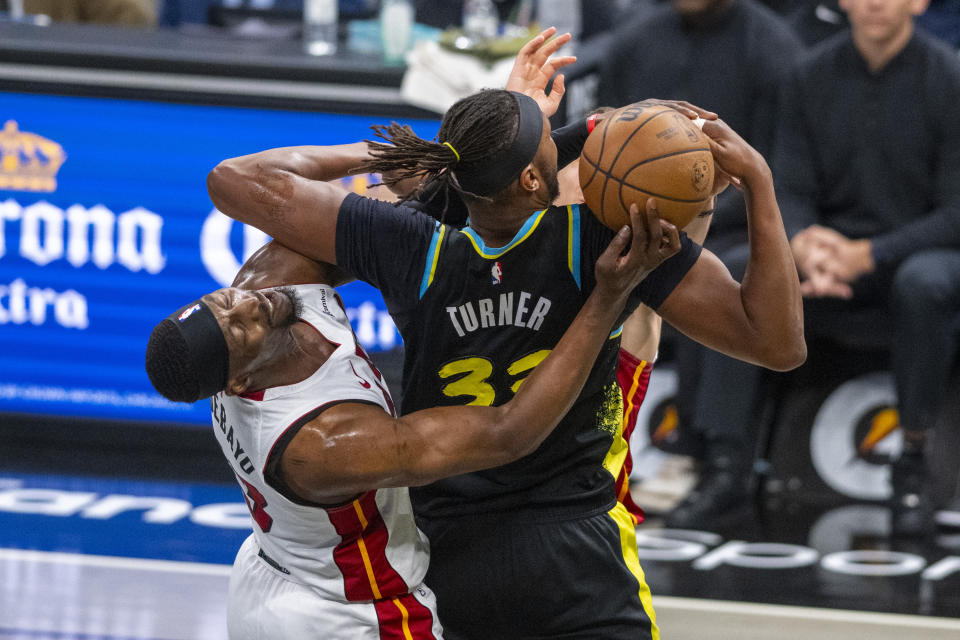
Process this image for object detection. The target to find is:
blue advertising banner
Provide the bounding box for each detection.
[0,92,439,425]
[0,472,247,564]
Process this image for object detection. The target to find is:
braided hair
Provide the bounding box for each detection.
[360,89,520,220]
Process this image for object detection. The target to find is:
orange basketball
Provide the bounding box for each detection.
[579,103,714,230]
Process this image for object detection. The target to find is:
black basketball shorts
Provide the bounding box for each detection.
[418,501,659,640]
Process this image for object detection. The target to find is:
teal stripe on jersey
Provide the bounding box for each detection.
[460,209,546,258]
[570,204,582,290]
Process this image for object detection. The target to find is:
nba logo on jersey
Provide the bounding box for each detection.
[178,304,201,321]
[491,261,503,285]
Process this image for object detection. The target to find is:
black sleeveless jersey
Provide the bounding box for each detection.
[336,193,701,519]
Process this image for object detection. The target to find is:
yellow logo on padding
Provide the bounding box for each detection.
[0,121,66,193]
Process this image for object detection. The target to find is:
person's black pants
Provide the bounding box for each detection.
[675,246,960,466]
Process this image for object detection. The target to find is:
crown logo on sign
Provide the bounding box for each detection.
[0,120,66,193]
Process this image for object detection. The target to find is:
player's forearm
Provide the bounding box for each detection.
[215,143,370,184]
[492,286,627,452]
[739,170,806,370]
[207,143,369,224]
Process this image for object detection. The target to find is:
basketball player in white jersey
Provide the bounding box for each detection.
[144,197,681,639]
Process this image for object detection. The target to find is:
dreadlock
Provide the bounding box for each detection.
[359,89,520,221]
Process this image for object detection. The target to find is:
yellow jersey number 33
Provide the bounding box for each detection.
[437,350,551,406]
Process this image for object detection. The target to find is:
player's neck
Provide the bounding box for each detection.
[466,201,542,248]
[244,325,336,391]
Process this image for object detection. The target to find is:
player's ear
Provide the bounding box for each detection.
[226,374,252,396]
[519,163,540,193]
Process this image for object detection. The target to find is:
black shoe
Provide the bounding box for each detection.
[663,456,751,529]
[890,451,934,537]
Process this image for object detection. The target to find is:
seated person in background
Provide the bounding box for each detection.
[144,212,666,639]
[689,0,960,536]
[597,0,803,528]
[22,0,156,26]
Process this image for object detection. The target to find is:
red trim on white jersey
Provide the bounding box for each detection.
[617,348,653,525]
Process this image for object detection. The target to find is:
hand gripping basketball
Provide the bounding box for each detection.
[594,198,681,300]
[699,118,768,190]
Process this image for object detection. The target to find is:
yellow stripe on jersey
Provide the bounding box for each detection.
[623,359,647,439]
[618,476,632,503]
[609,325,624,340]
[353,499,383,600]
[609,501,660,639]
[392,597,415,640]
[459,209,547,258]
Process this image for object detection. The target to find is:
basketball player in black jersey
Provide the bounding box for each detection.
[205,33,805,640]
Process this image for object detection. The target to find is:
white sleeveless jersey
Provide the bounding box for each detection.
[210,284,433,618]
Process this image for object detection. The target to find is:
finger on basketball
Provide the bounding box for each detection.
[660,220,681,258]
[643,198,663,248]
[673,100,718,120]
[625,202,644,251]
[699,118,728,137]
[703,136,734,178]
[599,223,632,269]
[717,167,742,191]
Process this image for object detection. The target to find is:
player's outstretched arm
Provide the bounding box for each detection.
[657,119,806,371]
[206,143,371,265]
[279,202,681,504]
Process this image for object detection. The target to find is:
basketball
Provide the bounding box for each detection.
[579,103,715,230]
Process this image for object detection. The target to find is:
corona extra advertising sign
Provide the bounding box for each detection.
[0,92,439,424]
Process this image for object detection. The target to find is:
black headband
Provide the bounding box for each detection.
[454,91,544,197]
[166,300,229,399]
